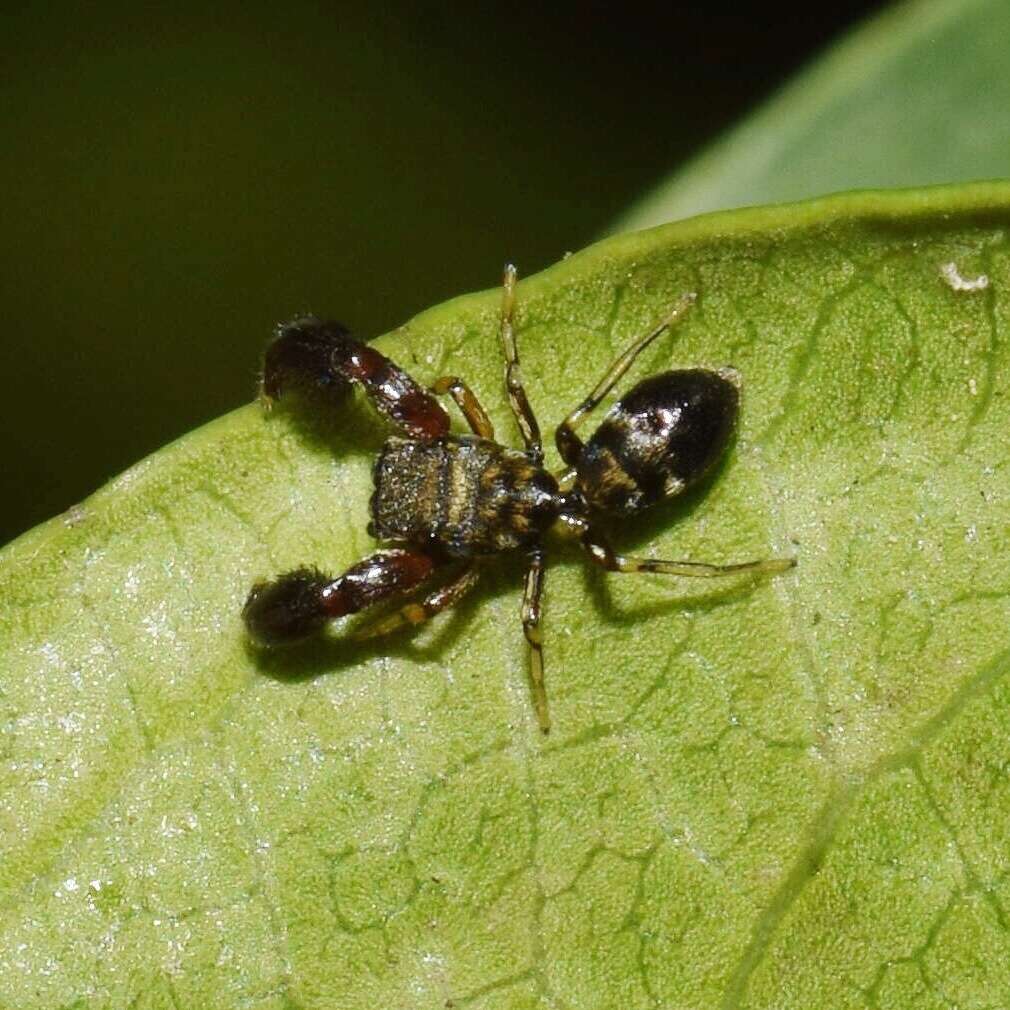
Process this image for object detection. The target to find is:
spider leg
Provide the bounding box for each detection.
[352,563,481,639]
[243,548,439,648]
[582,527,795,578]
[555,292,696,466]
[521,545,550,734]
[262,316,450,440]
[499,264,544,464]
[431,375,495,438]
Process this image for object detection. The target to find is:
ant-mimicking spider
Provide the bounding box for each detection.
[244,265,795,732]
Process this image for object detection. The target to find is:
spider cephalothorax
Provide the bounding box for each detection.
[244,267,794,732]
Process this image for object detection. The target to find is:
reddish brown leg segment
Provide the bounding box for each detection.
[243,548,438,648]
[353,563,482,639]
[263,316,451,440]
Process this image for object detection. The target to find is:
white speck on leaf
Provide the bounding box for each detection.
[939,261,989,292]
[57,712,83,734]
[123,566,141,597]
[39,641,61,666]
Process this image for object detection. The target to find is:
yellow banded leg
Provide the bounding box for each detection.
[499,264,544,463]
[352,564,481,640]
[431,375,495,439]
[583,528,795,578]
[521,547,549,734]
[555,292,696,465]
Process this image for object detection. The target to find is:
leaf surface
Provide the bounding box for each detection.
[4,184,1010,1008]
[618,0,1010,230]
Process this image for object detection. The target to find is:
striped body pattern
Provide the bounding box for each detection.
[243,271,794,733]
[370,435,559,557]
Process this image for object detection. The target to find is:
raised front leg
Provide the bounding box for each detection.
[263,316,451,441]
[499,264,544,464]
[555,293,696,466]
[243,548,438,648]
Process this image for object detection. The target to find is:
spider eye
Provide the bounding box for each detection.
[575,369,738,516]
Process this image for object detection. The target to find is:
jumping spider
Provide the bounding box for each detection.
[244,266,794,733]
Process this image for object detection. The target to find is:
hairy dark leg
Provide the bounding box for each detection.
[243,548,438,648]
[262,318,354,405]
[263,316,451,440]
[555,293,696,466]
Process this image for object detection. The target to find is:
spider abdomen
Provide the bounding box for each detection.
[575,369,739,516]
[370,435,560,558]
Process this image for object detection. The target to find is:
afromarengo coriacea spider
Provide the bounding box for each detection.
[243,265,795,732]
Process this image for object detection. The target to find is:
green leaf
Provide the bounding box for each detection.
[4,183,1010,1007]
[617,0,1010,231]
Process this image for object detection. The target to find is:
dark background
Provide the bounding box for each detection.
[0,2,882,546]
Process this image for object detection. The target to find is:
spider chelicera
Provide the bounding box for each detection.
[243,266,795,732]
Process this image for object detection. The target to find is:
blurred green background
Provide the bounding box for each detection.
[0,1,882,545]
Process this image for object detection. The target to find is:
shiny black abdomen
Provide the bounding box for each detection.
[575,369,739,516]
